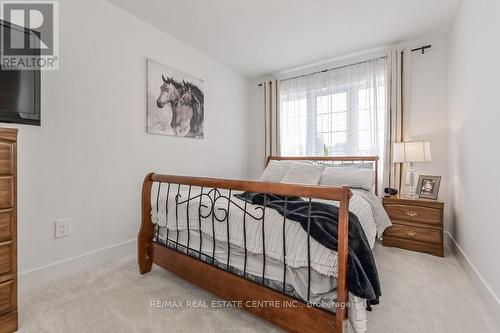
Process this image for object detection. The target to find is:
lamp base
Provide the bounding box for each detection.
[405,163,418,199]
[405,192,419,199]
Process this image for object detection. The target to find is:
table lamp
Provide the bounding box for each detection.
[393,141,432,198]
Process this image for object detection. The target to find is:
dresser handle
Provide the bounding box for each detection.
[406,211,418,217]
[407,230,417,238]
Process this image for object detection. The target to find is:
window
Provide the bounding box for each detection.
[279,57,387,162]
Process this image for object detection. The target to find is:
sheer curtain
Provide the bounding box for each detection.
[279,57,388,188]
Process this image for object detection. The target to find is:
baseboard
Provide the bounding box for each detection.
[445,232,500,325]
[443,230,453,253]
[18,238,136,293]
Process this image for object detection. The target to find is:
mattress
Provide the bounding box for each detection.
[151,185,390,332]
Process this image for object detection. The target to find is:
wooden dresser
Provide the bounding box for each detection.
[0,128,17,333]
[382,195,444,257]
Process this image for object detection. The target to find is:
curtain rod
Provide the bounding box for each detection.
[257,44,431,86]
[411,45,431,54]
[258,55,386,86]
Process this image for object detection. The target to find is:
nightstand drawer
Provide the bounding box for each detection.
[383,225,442,244]
[384,204,441,226]
[0,279,14,316]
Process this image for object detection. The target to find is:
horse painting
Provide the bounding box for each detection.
[156,75,182,109]
[178,81,204,138]
[147,59,205,138]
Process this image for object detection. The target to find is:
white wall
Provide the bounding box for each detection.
[449,0,500,313]
[11,0,251,290]
[405,33,451,229]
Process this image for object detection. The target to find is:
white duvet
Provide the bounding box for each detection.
[150,184,391,332]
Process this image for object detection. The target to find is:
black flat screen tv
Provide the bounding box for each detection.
[0,20,41,126]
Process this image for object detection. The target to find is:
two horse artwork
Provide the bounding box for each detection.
[147,59,204,139]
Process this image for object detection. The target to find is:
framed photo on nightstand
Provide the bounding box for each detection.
[416,175,441,199]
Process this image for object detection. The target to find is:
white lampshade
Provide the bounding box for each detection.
[393,141,432,163]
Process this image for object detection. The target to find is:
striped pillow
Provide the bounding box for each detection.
[281,163,325,185]
[260,160,292,182]
[319,167,375,191]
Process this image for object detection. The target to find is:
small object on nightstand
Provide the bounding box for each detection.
[416,175,441,200]
[382,195,444,257]
[384,187,398,196]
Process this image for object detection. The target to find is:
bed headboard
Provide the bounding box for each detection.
[267,156,379,195]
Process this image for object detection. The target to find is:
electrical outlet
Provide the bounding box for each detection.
[55,218,71,238]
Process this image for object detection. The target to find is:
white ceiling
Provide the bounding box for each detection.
[107,0,461,78]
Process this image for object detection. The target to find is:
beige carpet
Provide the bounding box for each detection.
[18,244,499,333]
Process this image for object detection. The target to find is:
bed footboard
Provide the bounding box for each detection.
[138,173,155,274]
[138,173,351,333]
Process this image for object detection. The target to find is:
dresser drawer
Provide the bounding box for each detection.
[384,204,442,226]
[0,279,14,316]
[0,242,14,276]
[0,311,17,333]
[383,224,442,244]
[0,178,12,210]
[0,142,13,176]
[0,210,13,243]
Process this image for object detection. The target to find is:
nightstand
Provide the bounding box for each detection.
[382,196,444,257]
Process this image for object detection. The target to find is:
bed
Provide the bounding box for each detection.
[138,156,390,333]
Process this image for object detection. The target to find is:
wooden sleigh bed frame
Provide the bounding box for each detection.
[138,156,379,333]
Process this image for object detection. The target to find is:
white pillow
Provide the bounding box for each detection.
[319,167,375,191]
[317,162,374,169]
[281,163,325,185]
[260,160,292,182]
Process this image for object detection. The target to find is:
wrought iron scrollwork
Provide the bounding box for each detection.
[152,180,315,308]
[174,187,265,222]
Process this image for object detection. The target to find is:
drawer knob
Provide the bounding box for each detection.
[406,211,418,217]
[407,230,417,238]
